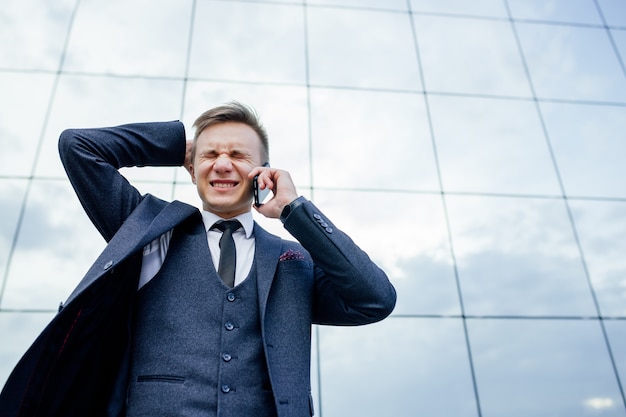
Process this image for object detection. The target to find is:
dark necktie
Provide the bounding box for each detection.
[211,220,242,288]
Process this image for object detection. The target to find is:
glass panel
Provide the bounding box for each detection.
[309,88,439,191]
[182,81,311,189]
[516,23,626,102]
[569,200,626,317]
[610,29,626,72]
[307,7,422,90]
[188,1,306,84]
[0,312,55,387]
[2,1,626,416]
[34,74,183,180]
[319,318,478,417]
[507,0,602,25]
[1,180,109,310]
[541,102,626,199]
[0,180,28,299]
[0,73,55,177]
[409,0,508,18]
[172,182,202,210]
[446,195,597,316]
[63,0,191,77]
[0,0,74,71]
[605,320,626,393]
[414,14,531,97]
[314,190,460,316]
[597,0,626,26]
[429,95,561,195]
[307,0,407,11]
[469,319,626,416]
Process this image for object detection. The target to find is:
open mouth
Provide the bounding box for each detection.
[210,181,238,189]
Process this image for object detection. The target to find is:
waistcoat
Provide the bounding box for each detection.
[125,220,277,417]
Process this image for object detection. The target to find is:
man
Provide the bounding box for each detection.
[0,102,396,417]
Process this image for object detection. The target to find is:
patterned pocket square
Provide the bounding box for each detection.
[279,249,305,261]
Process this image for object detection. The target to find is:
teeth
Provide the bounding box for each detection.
[213,182,235,188]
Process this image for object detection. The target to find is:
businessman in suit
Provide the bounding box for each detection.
[0,102,396,417]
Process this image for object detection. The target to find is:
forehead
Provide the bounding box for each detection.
[196,121,262,153]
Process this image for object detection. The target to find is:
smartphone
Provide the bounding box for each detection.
[253,163,271,207]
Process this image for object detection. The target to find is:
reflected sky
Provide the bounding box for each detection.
[541,102,626,199]
[516,22,626,102]
[189,1,306,84]
[319,318,478,417]
[308,7,422,90]
[469,319,626,417]
[309,88,438,191]
[429,95,561,195]
[570,200,626,317]
[1,0,625,415]
[64,0,192,77]
[446,194,597,316]
[415,14,532,96]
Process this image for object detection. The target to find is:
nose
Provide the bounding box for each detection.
[213,155,233,172]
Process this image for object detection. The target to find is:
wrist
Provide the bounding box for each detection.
[280,196,306,223]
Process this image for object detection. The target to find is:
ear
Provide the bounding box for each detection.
[189,163,197,184]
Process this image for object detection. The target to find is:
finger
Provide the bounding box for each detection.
[248,165,271,179]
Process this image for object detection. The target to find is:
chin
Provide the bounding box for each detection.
[204,199,252,217]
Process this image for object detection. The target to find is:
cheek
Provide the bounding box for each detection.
[194,162,213,179]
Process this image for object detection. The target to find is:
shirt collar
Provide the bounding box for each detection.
[201,210,254,238]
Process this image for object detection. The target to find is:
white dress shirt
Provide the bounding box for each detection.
[138,211,255,289]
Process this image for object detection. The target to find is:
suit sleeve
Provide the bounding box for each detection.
[282,198,397,326]
[58,121,186,242]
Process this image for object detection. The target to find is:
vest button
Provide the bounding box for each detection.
[227,293,236,302]
[222,353,232,362]
[224,322,235,331]
[221,384,231,393]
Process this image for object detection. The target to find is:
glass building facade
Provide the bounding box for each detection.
[1,0,626,415]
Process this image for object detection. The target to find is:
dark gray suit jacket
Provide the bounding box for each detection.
[0,121,396,417]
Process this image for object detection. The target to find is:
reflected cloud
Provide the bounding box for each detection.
[0,181,28,282]
[0,312,55,388]
[447,195,596,316]
[0,0,74,70]
[188,1,306,84]
[570,200,626,316]
[410,0,508,18]
[0,73,56,177]
[516,22,626,102]
[313,190,459,316]
[309,0,407,10]
[63,0,191,77]
[319,318,478,417]
[584,397,616,411]
[309,88,438,192]
[507,0,602,24]
[429,95,561,195]
[469,319,623,417]
[34,75,184,178]
[2,180,105,310]
[541,102,626,199]
[313,190,450,276]
[415,14,531,96]
[308,7,422,90]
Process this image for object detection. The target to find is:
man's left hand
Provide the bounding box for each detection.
[248,166,299,219]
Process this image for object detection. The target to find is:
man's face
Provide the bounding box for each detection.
[190,122,264,218]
